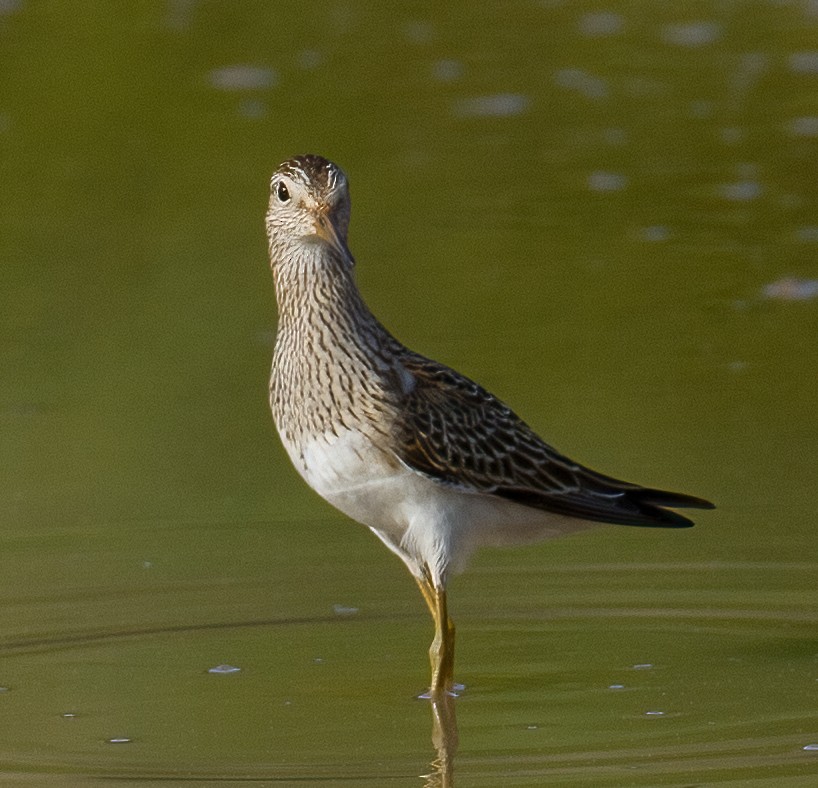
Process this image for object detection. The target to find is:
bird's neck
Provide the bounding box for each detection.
[270,246,404,440]
[273,248,381,343]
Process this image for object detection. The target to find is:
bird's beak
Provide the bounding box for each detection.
[313,212,353,265]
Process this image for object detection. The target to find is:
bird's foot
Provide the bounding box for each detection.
[417,682,465,701]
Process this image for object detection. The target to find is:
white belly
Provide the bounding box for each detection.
[280,427,597,584]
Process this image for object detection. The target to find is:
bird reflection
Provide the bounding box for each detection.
[422,693,458,787]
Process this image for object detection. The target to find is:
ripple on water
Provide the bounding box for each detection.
[207,664,241,674]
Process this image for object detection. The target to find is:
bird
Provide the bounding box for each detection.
[265,154,714,698]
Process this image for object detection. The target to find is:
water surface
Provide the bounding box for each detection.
[1,1,817,784]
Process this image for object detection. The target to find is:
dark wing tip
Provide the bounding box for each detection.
[494,479,714,529]
[616,487,715,528]
[639,488,716,511]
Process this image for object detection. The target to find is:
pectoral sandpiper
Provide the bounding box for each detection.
[266,154,714,697]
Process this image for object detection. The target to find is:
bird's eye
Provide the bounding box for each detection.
[276,181,291,203]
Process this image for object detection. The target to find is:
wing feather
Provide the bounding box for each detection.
[391,354,714,528]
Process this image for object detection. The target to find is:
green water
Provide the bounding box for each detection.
[2,1,817,784]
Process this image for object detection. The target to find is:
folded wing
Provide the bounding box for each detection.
[391,354,714,528]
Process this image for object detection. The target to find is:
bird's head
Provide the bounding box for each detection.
[266,154,353,272]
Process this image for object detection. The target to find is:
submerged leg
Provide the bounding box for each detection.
[415,569,456,696]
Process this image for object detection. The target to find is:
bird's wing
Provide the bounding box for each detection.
[390,354,713,528]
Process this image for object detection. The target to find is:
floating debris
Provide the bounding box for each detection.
[107,737,132,744]
[644,710,666,717]
[761,277,818,302]
[608,683,626,690]
[804,743,818,751]
[632,663,653,670]
[332,603,359,617]
[208,664,241,675]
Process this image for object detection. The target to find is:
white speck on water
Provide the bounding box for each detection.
[297,50,322,70]
[662,21,721,47]
[609,683,626,690]
[208,664,241,674]
[795,226,818,242]
[787,116,818,137]
[239,99,267,119]
[804,743,818,751]
[728,52,768,102]
[587,171,628,192]
[720,181,762,202]
[640,225,670,242]
[736,162,758,179]
[108,737,132,744]
[163,0,195,30]
[0,686,9,693]
[645,710,666,717]
[526,724,539,730]
[453,93,529,118]
[313,657,324,664]
[432,59,464,83]
[62,712,78,718]
[332,603,359,617]
[632,663,653,670]
[208,65,277,91]
[578,11,623,37]
[603,127,627,145]
[0,0,22,14]
[690,100,714,118]
[720,127,745,144]
[141,560,153,569]
[788,52,818,74]
[403,20,435,45]
[553,68,608,100]
[761,277,818,302]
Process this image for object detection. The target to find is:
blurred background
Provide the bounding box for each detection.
[1,1,817,784]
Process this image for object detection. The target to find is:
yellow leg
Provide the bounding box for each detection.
[415,569,456,696]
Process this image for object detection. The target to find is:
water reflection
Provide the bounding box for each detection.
[424,694,458,787]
